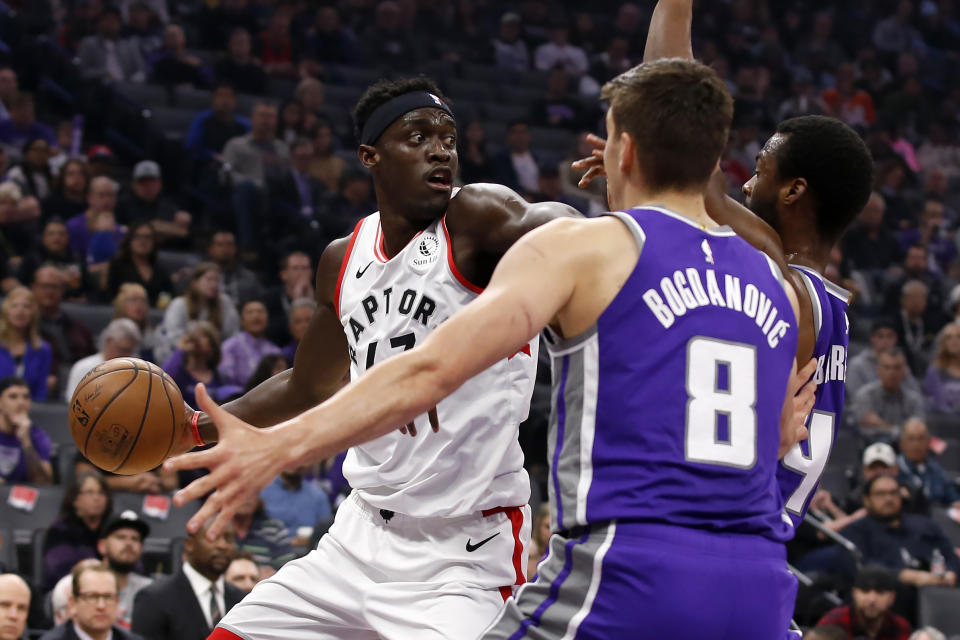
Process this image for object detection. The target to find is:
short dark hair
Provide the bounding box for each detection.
[871,317,898,335]
[0,375,29,395]
[600,59,733,192]
[351,77,449,141]
[864,474,900,497]
[239,297,266,313]
[71,562,116,597]
[773,116,873,243]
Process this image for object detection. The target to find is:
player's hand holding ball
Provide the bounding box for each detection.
[68,357,186,475]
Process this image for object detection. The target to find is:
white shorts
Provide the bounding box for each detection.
[215,492,530,640]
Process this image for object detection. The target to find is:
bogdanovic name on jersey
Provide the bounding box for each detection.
[642,267,792,349]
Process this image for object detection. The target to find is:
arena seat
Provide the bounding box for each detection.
[114,82,170,109]
[828,431,863,468]
[918,585,960,635]
[0,527,14,572]
[29,402,71,445]
[936,440,960,473]
[52,442,78,487]
[483,102,532,124]
[171,86,213,111]
[0,485,64,543]
[147,107,197,141]
[930,507,960,548]
[111,491,200,552]
[323,84,364,108]
[446,79,490,101]
[60,302,114,338]
[461,63,503,84]
[530,126,575,155]
[156,249,200,277]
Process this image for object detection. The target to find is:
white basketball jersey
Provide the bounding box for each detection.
[335,195,537,518]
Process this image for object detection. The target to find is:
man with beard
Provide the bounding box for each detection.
[816,565,912,640]
[840,474,958,611]
[97,512,152,630]
[131,520,242,640]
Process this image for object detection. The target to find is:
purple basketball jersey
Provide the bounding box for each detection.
[778,265,850,530]
[544,206,797,543]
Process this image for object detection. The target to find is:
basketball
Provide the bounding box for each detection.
[68,357,183,476]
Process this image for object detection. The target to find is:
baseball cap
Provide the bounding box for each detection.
[87,145,113,161]
[862,442,896,467]
[100,509,150,540]
[853,565,898,592]
[133,160,161,181]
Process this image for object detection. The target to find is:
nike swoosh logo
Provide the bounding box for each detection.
[465,532,500,552]
[356,261,373,278]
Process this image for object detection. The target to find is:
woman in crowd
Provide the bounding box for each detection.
[0,287,52,400]
[112,283,158,362]
[161,320,240,406]
[277,99,310,145]
[218,298,280,387]
[459,120,496,184]
[42,158,90,221]
[307,118,344,193]
[41,472,112,590]
[105,221,174,305]
[156,262,238,362]
[925,322,960,416]
[18,218,88,298]
[6,138,54,200]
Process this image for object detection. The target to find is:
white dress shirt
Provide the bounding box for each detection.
[182,561,226,628]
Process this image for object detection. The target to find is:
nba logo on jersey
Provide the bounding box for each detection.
[410,232,440,272]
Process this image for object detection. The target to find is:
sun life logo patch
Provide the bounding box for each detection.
[411,232,440,272]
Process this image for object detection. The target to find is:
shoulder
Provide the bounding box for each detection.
[856,380,882,397]
[118,627,145,640]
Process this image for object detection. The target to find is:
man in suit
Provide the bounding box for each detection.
[267,138,327,247]
[76,8,147,83]
[492,120,540,197]
[131,521,241,640]
[41,563,143,640]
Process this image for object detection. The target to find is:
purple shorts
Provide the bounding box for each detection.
[480,521,797,640]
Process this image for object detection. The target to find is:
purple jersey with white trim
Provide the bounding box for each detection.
[544,206,797,543]
[778,265,850,530]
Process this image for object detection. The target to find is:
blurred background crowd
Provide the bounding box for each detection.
[0,0,959,638]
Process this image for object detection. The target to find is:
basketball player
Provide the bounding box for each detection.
[167,77,580,639]
[574,0,874,529]
[170,58,816,638]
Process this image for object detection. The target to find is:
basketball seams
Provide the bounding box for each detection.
[81,365,142,457]
[112,360,154,473]
[73,364,139,397]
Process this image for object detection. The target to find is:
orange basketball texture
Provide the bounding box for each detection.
[69,358,183,475]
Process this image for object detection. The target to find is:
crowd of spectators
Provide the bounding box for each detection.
[0,0,960,637]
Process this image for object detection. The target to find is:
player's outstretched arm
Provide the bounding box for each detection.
[704,172,817,362]
[166,217,628,539]
[172,239,351,454]
[642,0,694,63]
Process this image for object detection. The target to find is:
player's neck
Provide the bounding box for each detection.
[378,207,436,259]
[781,229,832,275]
[620,187,716,229]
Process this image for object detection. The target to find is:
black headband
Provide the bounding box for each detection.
[359,91,454,146]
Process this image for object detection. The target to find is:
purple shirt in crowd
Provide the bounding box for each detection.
[0,424,51,482]
[217,331,281,387]
[65,213,125,261]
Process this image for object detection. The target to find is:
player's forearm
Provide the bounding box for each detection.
[705,172,785,261]
[643,0,694,63]
[278,349,457,467]
[199,368,338,441]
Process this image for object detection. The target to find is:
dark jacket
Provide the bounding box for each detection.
[131,569,244,640]
[40,622,144,640]
[42,517,103,591]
